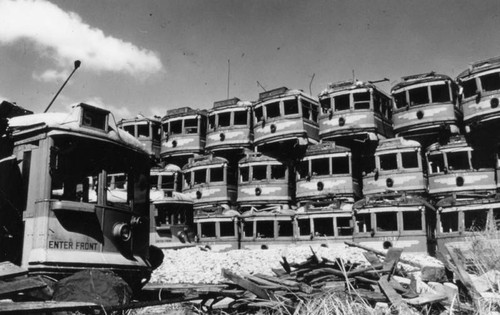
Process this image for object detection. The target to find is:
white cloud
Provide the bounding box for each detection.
[32,69,70,82]
[0,0,163,80]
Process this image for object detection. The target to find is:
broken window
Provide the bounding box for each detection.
[332,156,350,175]
[298,160,309,179]
[363,156,376,174]
[403,211,422,230]
[220,221,235,237]
[464,210,488,231]
[320,97,331,113]
[431,84,450,103]
[311,158,329,176]
[376,212,398,231]
[314,217,334,236]
[152,124,160,141]
[373,94,381,113]
[123,125,135,136]
[284,99,299,115]
[461,78,478,99]
[162,122,168,134]
[256,220,274,238]
[200,222,216,238]
[337,217,353,236]
[266,102,280,118]
[252,165,267,181]
[218,112,231,127]
[209,167,224,183]
[254,106,263,122]
[393,92,407,109]
[170,120,182,134]
[271,164,286,180]
[184,118,198,134]
[447,151,470,171]
[298,218,311,236]
[194,169,206,185]
[302,102,311,120]
[183,172,191,187]
[208,114,216,130]
[278,220,293,237]
[480,72,500,92]
[428,153,445,174]
[402,152,419,169]
[160,175,175,190]
[379,153,398,171]
[243,221,253,237]
[240,166,249,182]
[334,94,350,111]
[356,213,372,233]
[353,92,371,110]
[441,212,458,233]
[234,110,247,125]
[137,124,149,137]
[409,86,429,106]
[150,175,159,189]
[311,105,318,122]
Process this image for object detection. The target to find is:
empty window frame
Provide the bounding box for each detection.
[402,151,419,169]
[271,164,287,180]
[137,124,149,137]
[464,209,488,231]
[376,212,398,231]
[194,169,206,185]
[123,125,135,136]
[208,114,216,130]
[150,175,159,189]
[220,221,236,237]
[234,110,248,125]
[440,212,459,233]
[332,156,350,175]
[461,78,478,99]
[403,211,422,230]
[170,120,182,134]
[298,160,309,179]
[278,220,293,237]
[243,221,253,237]
[284,99,299,115]
[298,218,311,236]
[160,175,175,190]
[240,166,249,182]
[254,106,263,122]
[337,217,353,236]
[356,213,372,233]
[266,102,280,119]
[379,153,398,171]
[409,86,430,106]
[431,83,451,103]
[428,153,445,174]
[152,124,161,141]
[256,220,274,238]
[200,222,216,238]
[320,97,331,113]
[334,94,350,111]
[311,158,329,176]
[313,217,334,236]
[184,118,198,134]
[209,167,224,183]
[393,91,407,109]
[252,165,267,181]
[446,151,470,171]
[218,112,231,127]
[183,172,191,187]
[480,72,500,92]
[353,92,371,110]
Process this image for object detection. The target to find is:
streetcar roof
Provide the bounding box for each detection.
[211,98,253,111]
[182,154,229,170]
[375,137,421,152]
[304,141,351,156]
[255,87,317,104]
[118,114,161,126]
[318,80,389,98]
[457,56,500,79]
[391,72,453,92]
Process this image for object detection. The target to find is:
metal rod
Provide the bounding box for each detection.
[44,60,81,113]
[227,59,230,99]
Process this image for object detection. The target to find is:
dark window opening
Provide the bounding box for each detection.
[428,154,445,174]
[447,151,470,171]
[234,111,247,125]
[356,213,372,233]
[431,84,450,103]
[278,220,293,237]
[441,212,458,233]
[462,79,478,99]
[255,106,263,122]
[403,211,422,230]
[284,99,299,115]
[393,92,407,109]
[150,175,159,189]
[123,125,135,136]
[252,165,267,181]
[332,156,350,175]
[320,97,331,113]
[210,167,224,183]
[379,153,398,171]
[376,212,398,231]
[137,124,149,137]
[353,92,371,110]
[256,220,274,238]
[334,94,350,111]
[243,221,253,237]
[373,94,381,113]
[271,164,286,180]
[194,169,206,185]
[363,156,376,174]
[162,123,168,133]
[200,222,216,238]
[311,106,318,122]
[266,102,280,118]
[298,218,311,236]
[402,152,419,169]
[208,115,215,130]
[409,86,429,106]
[494,209,500,230]
[160,175,175,190]
[480,73,500,92]
[314,217,334,236]
[152,124,160,141]
[218,112,231,127]
[183,172,191,187]
[184,118,198,134]
[464,210,488,231]
[220,221,235,237]
[240,166,249,182]
[302,101,311,119]
[170,120,182,134]
[311,158,330,176]
[298,160,309,179]
[337,217,353,236]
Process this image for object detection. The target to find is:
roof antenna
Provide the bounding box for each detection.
[352,69,355,82]
[309,73,315,95]
[227,59,230,99]
[44,60,81,113]
[257,81,266,92]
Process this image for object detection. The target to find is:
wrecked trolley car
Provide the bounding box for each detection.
[118,114,162,159]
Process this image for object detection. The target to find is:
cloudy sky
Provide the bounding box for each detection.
[0,0,499,119]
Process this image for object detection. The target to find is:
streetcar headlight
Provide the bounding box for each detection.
[113,223,132,241]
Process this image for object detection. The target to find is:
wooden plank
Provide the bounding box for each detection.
[444,243,481,299]
[345,241,420,267]
[0,277,47,297]
[222,269,270,300]
[363,252,382,265]
[0,262,27,281]
[378,275,407,310]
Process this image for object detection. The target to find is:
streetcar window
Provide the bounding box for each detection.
[337,217,353,236]
[403,211,422,230]
[393,92,407,109]
[209,167,224,183]
[428,153,445,174]
[313,217,334,236]
[138,124,149,137]
[240,166,249,182]
[184,118,198,134]
[379,153,398,171]
[252,165,267,181]
[334,94,350,111]
[480,72,500,92]
[113,175,127,189]
[493,208,500,230]
[278,220,293,237]
[170,120,182,134]
[162,122,168,133]
[256,220,274,238]
[311,158,330,176]
[150,175,159,189]
[234,110,247,125]
[208,114,215,130]
[332,156,350,175]
[254,106,263,122]
[271,164,286,180]
[356,213,371,233]
[461,78,477,99]
[298,160,309,179]
[243,221,253,237]
[298,218,311,236]
[353,92,371,110]
[194,169,206,185]
[447,151,470,171]
[218,112,231,127]
[311,105,318,122]
[320,97,331,113]
[200,222,216,238]
[441,212,458,233]
[431,84,450,103]
[409,86,429,106]
[376,212,398,231]
[464,209,488,231]
[152,124,161,141]
[183,172,191,187]
[220,221,235,237]
[402,152,419,169]
[363,156,376,174]
[284,99,299,115]
[160,175,175,190]
[266,102,280,118]
[302,102,310,119]
[373,94,381,113]
[123,125,135,136]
